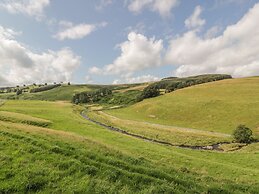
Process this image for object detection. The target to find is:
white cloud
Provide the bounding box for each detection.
[0,0,50,20]
[0,26,81,86]
[96,0,113,10]
[128,0,179,17]
[90,32,163,76]
[54,22,107,41]
[89,66,102,75]
[165,3,259,77]
[205,26,221,39]
[126,74,160,83]
[185,5,205,29]
[112,74,160,84]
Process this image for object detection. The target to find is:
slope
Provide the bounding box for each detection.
[0,100,258,193]
[106,77,259,136]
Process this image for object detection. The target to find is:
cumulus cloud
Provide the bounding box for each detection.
[96,0,113,10]
[185,5,205,29]
[54,22,107,41]
[0,0,50,20]
[165,3,259,77]
[90,32,163,76]
[205,26,221,39]
[89,66,102,75]
[112,74,160,84]
[128,0,179,17]
[0,26,81,86]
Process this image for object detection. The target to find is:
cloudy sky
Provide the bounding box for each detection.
[0,0,259,86]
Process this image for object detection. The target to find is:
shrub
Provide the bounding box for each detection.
[16,89,22,96]
[30,84,61,93]
[72,88,113,104]
[140,74,232,100]
[139,85,160,100]
[233,125,253,143]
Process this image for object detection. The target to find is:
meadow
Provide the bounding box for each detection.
[0,85,94,101]
[0,100,258,193]
[106,77,259,137]
[0,77,259,193]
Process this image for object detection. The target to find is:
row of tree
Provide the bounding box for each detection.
[138,74,232,100]
[0,82,71,94]
[30,84,61,93]
[72,88,112,104]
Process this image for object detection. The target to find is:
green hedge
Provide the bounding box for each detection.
[30,84,61,93]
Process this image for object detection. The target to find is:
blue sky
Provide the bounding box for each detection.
[0,0,259,86]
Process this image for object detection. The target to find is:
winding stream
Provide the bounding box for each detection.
[80,111,242,151]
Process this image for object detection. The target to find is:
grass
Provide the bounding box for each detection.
[2,85,94,101]
[0,100,259,193]
[87,110,231,146]
[0,111,52,127]
[0,83,147,103]
[99,90,142,105]
[106,77,259,138]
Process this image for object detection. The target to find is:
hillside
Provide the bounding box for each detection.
[0,83,146,102]
[106,77,259,137]
[0,100,258,193]
[0,76,259,193]
[0,85,96,101]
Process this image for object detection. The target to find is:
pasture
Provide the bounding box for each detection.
[0,100,258,193]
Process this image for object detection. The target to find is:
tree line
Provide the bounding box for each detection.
[72,88,112,104]
[138,74,232,100]
[29,84,61,93]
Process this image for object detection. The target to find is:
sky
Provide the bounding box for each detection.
[0,0,259,86]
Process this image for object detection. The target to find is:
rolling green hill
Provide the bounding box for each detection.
[106,77,259,137]
[0,83,146,103]
[0,85,95,101]
[0,100,258,193]
[0,76,259,193]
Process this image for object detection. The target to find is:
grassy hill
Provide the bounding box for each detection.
[0,85,96,101]
[106,77,259,137]
[0,100,258,193]
[0,83,146,103]
[0,76,259,193]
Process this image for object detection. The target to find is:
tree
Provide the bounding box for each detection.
[68,82,71,85]
[140,85,160,100]
[16,89,22,95]
[233,125,253,143]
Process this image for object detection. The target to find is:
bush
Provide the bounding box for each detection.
[139,85,160,100]
[72,88,113,104]
[30,84,61,93]
[140,74,232,100]
[233,125,253,143]
[16,89,22,95]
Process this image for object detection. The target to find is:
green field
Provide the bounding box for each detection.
[106,77,259,137]
[0,85,94,101]
[87,110,231,146]
[0,83,145,104]
[0,77,259,193]
[0,100,258,193]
